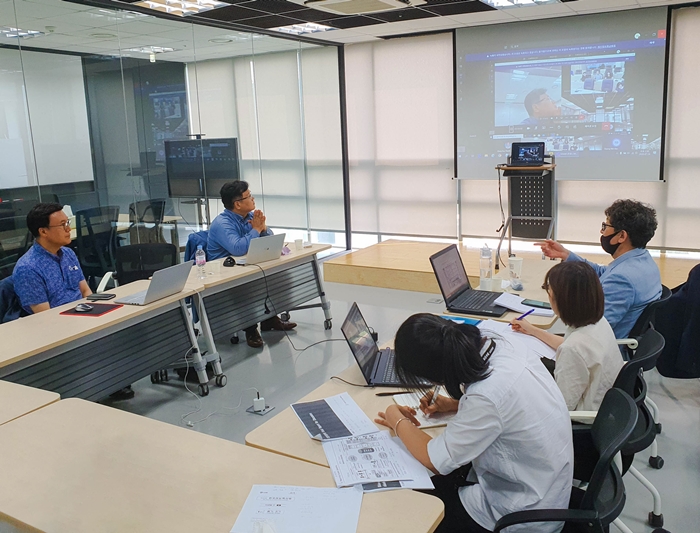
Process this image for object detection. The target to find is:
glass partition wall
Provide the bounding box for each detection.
[0,0,345,281]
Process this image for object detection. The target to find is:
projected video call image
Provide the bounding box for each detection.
[455,7,668,181]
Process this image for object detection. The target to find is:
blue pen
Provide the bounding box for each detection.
[516,308,535,321]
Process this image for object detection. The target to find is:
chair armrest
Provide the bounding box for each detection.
[570,411,597,424]
[617,338,638,349]
[493,509,600,532]
[96,271,114,293]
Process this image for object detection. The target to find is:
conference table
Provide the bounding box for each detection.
[246,365,442,468]
[0,280,204,401]
[0,380,59,426]
[0,398,444,533]
[188,244,334,361]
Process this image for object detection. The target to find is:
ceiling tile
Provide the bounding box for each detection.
[367,7,438,23]
[422,1,494,16]
[195,4,267,21]
[236,0,308,14]
[324,15,385,29]
[447,9,517,25]
[235,14,306,28]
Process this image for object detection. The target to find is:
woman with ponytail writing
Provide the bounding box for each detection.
[375,315,573,533]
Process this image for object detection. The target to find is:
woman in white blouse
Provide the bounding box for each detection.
[510,261,624,411]
[375,314,573,533]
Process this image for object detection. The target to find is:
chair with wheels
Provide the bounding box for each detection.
[493,387,638,533]
[74,206,120,292]
[572,329,669,532]
[619,285,672,470]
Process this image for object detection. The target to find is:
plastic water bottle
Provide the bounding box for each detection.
[479,244,493,281]
[195,245,206,279]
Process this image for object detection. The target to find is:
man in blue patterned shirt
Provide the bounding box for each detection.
[13,203,92,314]
[208,181,297,348]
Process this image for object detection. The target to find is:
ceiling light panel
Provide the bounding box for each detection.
[271,22,336,35]
[133,0,228,17]
[480,0,561,7]
[0,26,46,39]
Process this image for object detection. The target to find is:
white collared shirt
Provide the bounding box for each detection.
[427,336,573,533]
[555,318,624,412]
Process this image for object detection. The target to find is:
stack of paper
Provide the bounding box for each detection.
[478,319,556,361]
[291,392,378,441]
[493,292,555,317]
[392,392,456,429]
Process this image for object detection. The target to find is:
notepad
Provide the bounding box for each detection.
[494,292,555,317]
[291,392,378,441]
[392,392,456,429]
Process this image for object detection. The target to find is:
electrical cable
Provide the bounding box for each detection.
[495,168,508,270]
[330,376,371,388]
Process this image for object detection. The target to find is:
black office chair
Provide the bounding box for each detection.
[0,216,33,280]
[75,206,120,291]
[620,285,671,470]
[128,199,166,245]
[576,329,668,532]
[493,388,638,533]
[114,243,178,285]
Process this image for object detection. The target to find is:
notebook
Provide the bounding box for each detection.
[243,233,286,265]
[341,302,403,387]
[114,261,192,306]
[392,391,456,429]
[429,245,507,317]
[510,142,545,166]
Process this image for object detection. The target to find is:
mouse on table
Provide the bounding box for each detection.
[74,303,93,313]
[223,256,236,267]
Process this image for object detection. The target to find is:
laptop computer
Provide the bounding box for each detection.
[115,261,193,306]
[341,302,403,387]
[510,142,545,166]
[244,233,286,265]
[429,245,507,317]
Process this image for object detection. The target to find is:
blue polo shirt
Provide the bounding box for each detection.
[567,248,661,338]
[207,209,273,260]
[13,243,85,314]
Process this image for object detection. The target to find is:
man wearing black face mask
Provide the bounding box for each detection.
[536,199,661,339]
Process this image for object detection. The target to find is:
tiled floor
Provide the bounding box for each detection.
[105,276,700,533]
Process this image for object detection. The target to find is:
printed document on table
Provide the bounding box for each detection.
[359,436,434,492]
[230,485,363,533]
[478,319,556,361]
[322,431,431,489]
[291,392,378,441]
[493,292,554,316]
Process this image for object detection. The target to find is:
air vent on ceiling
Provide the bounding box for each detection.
[286,0,426,16]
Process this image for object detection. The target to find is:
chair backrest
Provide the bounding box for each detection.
[614,328,666,397]
[185,230,209,262]
[579,388,638,521]
[628,285,672,339]
[115,243,178,285]
[129,199,166,225]
[75,206,120,273]
[0,276,26,324]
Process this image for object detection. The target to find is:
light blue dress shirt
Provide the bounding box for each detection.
[207,209,272,260]
[567,248,661,338]
[13,243,85,314]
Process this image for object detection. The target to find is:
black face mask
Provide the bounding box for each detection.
[600,230,622,256]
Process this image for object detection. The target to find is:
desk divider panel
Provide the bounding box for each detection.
[2,308,192,401]
[204,261,323,340]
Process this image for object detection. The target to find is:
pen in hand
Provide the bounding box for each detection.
[425,385,441,418]
[509,308,535,327]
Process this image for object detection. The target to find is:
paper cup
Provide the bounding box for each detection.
[294,239,303,251]
[479,278,494,291]
[509,257,524,280]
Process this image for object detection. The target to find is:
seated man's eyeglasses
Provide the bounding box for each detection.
[48,220,72,230]
[600,222,616,232]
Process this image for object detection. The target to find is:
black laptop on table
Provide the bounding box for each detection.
[341,302,404,387]
[429,245,507,318]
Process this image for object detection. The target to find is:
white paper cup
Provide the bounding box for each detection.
[294,239,303,251]
[509,257,524,280]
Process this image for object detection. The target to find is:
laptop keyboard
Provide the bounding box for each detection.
[452,290,495,310]
[382,350,398,383]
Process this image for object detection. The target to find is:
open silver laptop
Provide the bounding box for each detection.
[244,233,286,265]
[115,261,193,306]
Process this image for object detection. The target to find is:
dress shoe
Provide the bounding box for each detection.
[109,385,135,400]
[246,327,264,348]
[260,315,297,331]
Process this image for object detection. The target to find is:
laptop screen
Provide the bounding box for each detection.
[430,245,471,302]
[341,303,379,383]
[511,142,545,165]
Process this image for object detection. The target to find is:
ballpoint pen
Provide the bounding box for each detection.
[513,308,535,323]
[425,385,441,418]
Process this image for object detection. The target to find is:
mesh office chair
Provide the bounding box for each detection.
[620,285,672,470]
[0,216,32,280]
[114,243,178,285]
[75,206,120,291]
[493,388,638,533]
[128,199,166,245]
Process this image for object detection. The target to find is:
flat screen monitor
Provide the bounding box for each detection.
[165,138,239,198]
